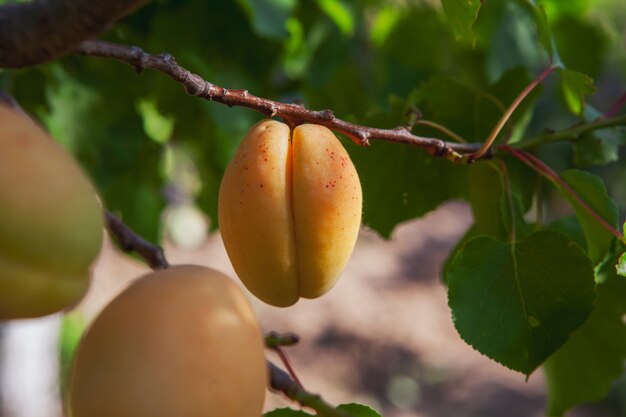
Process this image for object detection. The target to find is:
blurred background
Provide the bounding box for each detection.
[1,0,626,416]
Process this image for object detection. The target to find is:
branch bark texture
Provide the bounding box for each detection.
[0,0,150,68]
[75,40,480,161]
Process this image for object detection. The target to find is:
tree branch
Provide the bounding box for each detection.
[269,362,352,417]
[104,210,169,270]
[513,114,626,150]
[0,0,151,68]
[74,39,480,161]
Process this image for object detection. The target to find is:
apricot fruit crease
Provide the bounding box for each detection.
[218,120,362,307]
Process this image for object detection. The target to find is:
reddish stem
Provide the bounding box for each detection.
[604,92,626,118]
[275,347,303,388]
[502,146,623,241]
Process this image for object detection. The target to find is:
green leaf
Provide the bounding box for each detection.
[264,408,313,417]
[413,76,501,143]
[42,64,165,242]
[468,161,509,240]
[316,0,354,36]
[573,106,623,167]
[618,253,626,277]
[558,68,596,116]
[559,170,619,264]
[447,231,596,375]
[519,0,554,59]
[136,99,174,144]
[544,252,626,416]
[237,0,297,39]
[350,140,467,238]
[337,403,383,417]
[545,216,587,250]
[441,0,482,45]
[553,16,608,79]
[370,6,402,46]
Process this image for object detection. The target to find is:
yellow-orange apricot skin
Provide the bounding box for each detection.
[0,104,103,319]
[67,265,267,417]
[218,120,362,307]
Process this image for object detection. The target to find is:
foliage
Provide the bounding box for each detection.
[4,0,626,415]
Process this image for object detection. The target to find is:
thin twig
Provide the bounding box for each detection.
[268,362,352,417]
[74,39,478,161]
[501,146,623,241]
[274,347,304,387]
[414,120,468,143]
[468,65,557,161]
[513,114,626,150]
[104,210,169,270]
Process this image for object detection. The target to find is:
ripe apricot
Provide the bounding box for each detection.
[218,120,362,307]
[0,103,103,319]
[68,265,267,417]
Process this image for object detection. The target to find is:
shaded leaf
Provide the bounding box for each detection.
[350,140,467,238]
[237,0,296,40]
[441,0,482,44]
[447,231,596,375]
[468,161,508,240]
[518,0,554,59]
[559,170,619,264]
[544,252,626,416]
[573,105,623,167]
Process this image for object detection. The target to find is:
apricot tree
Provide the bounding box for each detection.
[1,0,626,416]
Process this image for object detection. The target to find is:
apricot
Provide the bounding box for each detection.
[218,120,362,307]
[67,265,267,417]
[0,103,103,319]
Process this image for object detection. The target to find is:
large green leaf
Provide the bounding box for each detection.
[544,252,626,416]
[350,140,467,238]
[447,231,596,375]
[559,170,619,265]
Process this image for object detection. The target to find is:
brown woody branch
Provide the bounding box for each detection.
[104,210,169,269]
[103,209,350,416]
[74,39,480,161]
[0,0,151,68]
